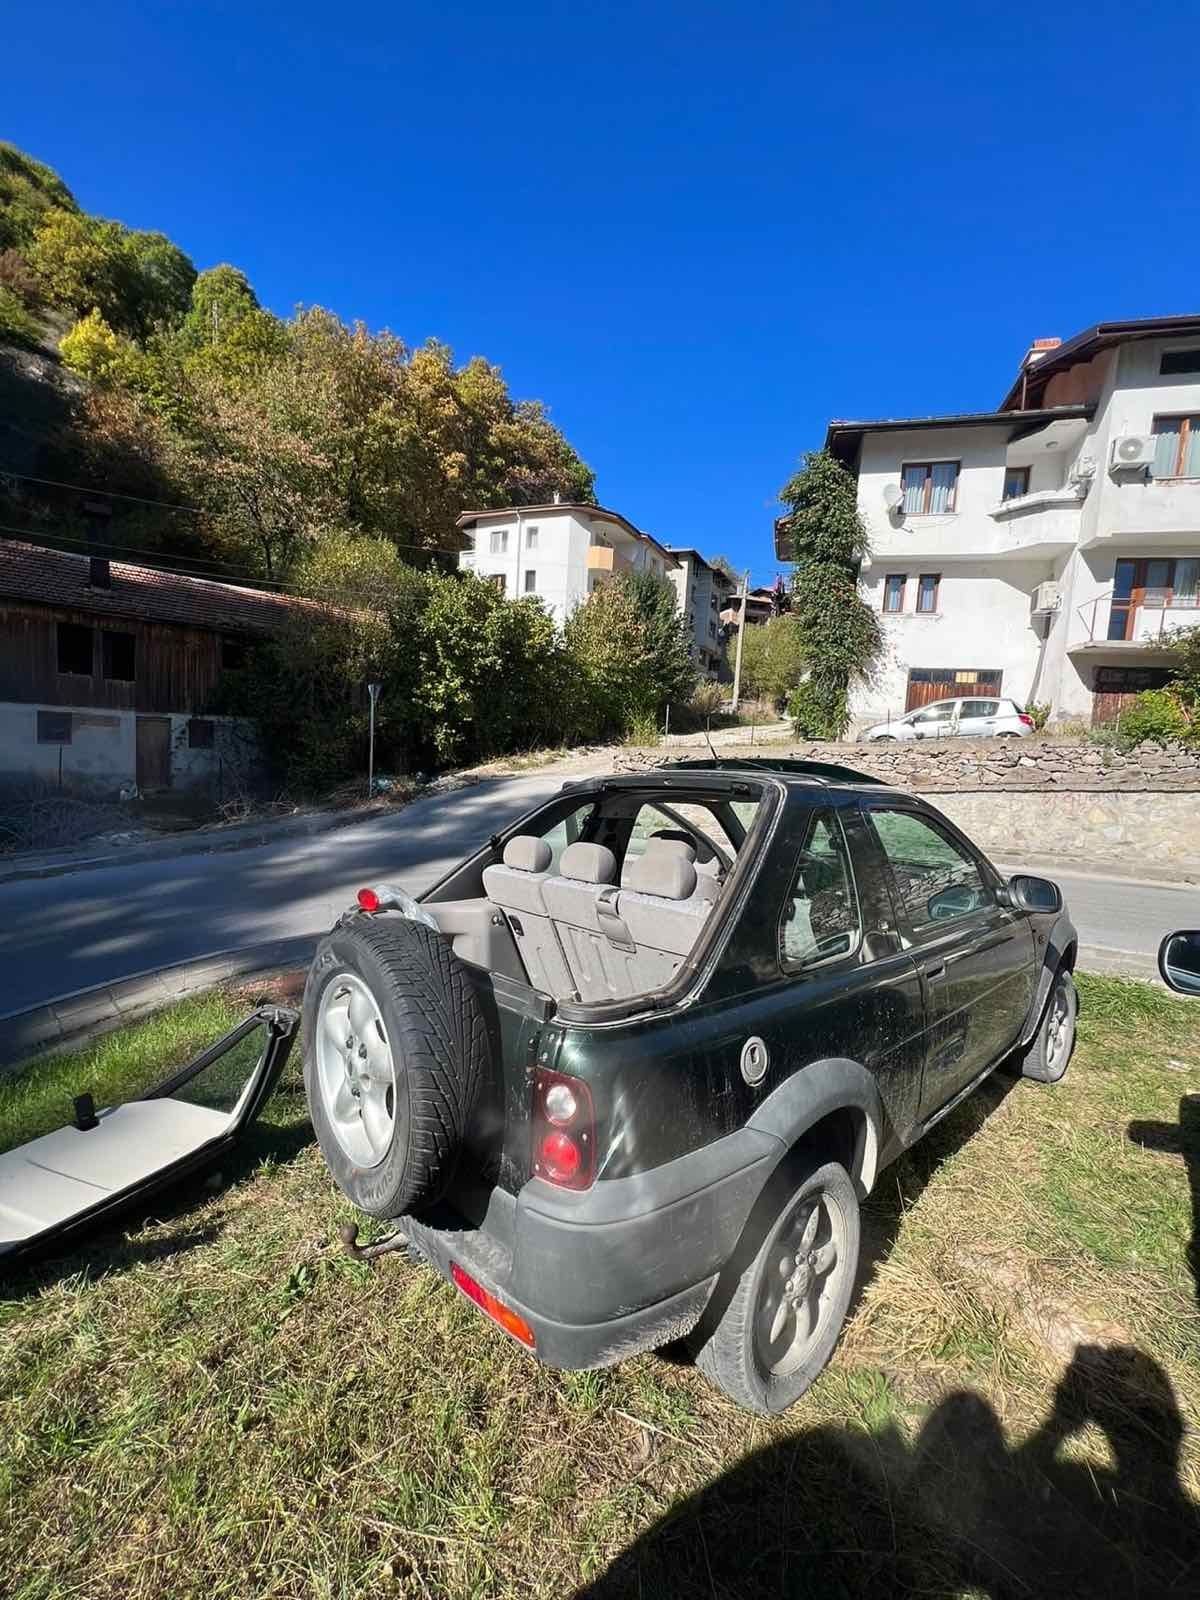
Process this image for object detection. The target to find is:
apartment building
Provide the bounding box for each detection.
[665,548,734,678]
[794,315,1200,728]
[456,502,676,625]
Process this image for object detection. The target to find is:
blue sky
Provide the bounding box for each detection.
[7,1,1200,582]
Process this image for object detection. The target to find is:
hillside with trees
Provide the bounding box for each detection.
[0,142,595,579]
[0,143,696,783]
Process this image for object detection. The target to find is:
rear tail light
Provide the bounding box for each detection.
[357,887,381,912]
[532,1067,594,1190]
[1018,713,1035,729]
[450,1263,536,1349]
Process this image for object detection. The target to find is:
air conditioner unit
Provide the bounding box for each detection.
[1032,581,1061,614]
[1110,434,1155,471]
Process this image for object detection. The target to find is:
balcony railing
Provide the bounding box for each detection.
[1075,589,1200,644]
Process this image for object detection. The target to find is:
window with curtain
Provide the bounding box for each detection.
[916,574,940,613]
[883,574,906,613]
[901,461,959,514]
[1152,416,1200,478]
[1002,466,1030,500]
[489,528,509,553]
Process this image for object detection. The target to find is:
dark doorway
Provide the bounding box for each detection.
[136,715,171,790]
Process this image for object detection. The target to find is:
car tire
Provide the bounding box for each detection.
[997,731,1020,739]
[694,1157,860,1415]
[1019,967,1077,1083]
[871,735,897,742]
[302,914,487,1218]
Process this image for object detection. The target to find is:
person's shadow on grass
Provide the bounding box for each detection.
[574,1344,1200,1599]
[1128,1093,1200,1303]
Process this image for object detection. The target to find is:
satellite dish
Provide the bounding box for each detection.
[883,483,903,511]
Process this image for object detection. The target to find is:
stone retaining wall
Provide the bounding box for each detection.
[785,737,1200,793]
[646,737,1200,874]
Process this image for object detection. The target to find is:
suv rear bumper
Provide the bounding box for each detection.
[400,1125,784,1370]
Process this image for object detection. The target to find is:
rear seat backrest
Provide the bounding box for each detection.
[481,836,575,999]
[544,837,713,1003]
[618,841,711,967]
[540,843,641,1003]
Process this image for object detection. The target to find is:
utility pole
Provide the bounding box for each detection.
[730,570,751,713]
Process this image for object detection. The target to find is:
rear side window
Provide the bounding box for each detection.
[538,802,596,872]
[960,699,999,717]
[779,810,861,969]
[868,808,993,934]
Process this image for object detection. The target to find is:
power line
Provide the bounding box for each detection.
[0,469,470,561]
[0,524,467,608]
[0,468,206,515]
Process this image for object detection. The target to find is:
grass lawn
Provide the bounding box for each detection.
[2,974,1198,1598]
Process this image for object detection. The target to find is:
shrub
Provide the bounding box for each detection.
[688,680,726,716]
[738,615,806,706]
[1026,700,1051,731]
[1113,689,1191,747]
[0,284,40,346]
[563,572,695,736]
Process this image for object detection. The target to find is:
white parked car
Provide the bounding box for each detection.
[859,696,1035,742]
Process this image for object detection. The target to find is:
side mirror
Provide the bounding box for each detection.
[1158,930,1200,996]
[1005,874,1063,914]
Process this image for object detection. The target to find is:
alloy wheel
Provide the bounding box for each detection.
[315,972,397,1167]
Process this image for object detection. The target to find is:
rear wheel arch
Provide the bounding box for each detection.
[746,1058,885,1199]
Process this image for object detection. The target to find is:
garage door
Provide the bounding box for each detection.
[905,668,1002,713]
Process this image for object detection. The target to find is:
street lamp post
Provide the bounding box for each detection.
[367,682,382,796]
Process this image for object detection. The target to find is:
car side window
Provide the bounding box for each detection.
[961,699,999,717]
[909,702,956,725]
[779,810,861,968]
[538,802,596,872]
[868,808,994,934]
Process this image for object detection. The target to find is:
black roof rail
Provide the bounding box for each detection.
[664,756,890,787]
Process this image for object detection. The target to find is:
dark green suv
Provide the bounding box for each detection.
[303,760,1078,1414]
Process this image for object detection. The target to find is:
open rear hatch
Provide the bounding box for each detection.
[0,1006,298,1270]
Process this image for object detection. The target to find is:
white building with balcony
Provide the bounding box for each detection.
[797,316,1200,728]
[455,502,677,626]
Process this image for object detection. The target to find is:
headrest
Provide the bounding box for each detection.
[502,835,552,873]
[623,839,698,900]
[559,841,617,884]
[651,830,698,861]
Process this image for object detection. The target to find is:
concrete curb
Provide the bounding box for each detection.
[0,934,318,1072]
[0,803,386,887]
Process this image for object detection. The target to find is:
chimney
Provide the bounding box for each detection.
[1023,336,1062,368]
[83,498,112,588]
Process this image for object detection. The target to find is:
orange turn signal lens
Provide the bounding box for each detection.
[450,1262,536,1350]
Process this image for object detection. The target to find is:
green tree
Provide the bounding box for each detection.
[28,209,129,322]
[121,230,196,335]
[0,143,78,252]
[738,614,807,706]
[175,264,286,378]
[564,571,695,735]
[59,308,127,381]
[415,573,572,762]
[777,450,880,738]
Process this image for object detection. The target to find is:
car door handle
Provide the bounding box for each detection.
[926,961,946,980]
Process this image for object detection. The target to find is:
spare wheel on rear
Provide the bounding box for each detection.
[302,914,488,1218]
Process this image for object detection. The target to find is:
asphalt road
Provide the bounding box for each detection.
[0,773,1196,1012]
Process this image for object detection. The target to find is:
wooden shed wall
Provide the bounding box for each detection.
[0,601,231,714]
